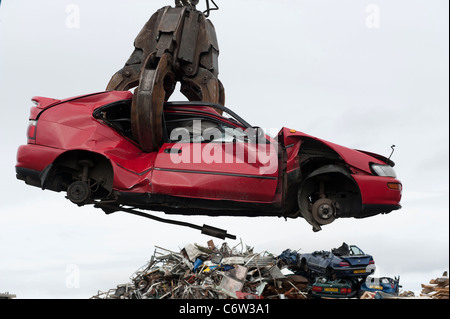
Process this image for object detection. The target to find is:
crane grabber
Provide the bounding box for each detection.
[106,0,224,152]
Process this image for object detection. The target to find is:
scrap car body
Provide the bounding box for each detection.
[311,276,360,299]
[16,91,402,231]
[360,276,401,295]
[299,243,376,278]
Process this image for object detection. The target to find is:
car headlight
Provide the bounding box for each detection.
[370,164,397,178]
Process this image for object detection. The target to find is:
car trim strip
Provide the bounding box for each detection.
[153,167,277,180]
[115,163,153,176]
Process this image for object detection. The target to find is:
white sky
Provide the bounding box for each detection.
[0,0,448,298]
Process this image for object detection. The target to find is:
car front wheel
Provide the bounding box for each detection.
[311,198,337,225]
[298,174,338,231]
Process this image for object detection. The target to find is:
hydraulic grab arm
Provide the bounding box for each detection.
[107,0,224,152]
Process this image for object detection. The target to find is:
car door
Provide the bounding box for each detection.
[151,111,279,202]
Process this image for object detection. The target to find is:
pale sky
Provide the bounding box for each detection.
[0,0,448,298]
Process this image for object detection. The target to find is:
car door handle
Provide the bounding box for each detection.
[164,148,182,154]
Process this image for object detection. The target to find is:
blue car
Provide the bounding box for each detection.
[299,243,375,279]
[360,276,401,295]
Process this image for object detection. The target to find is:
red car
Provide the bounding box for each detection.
[16,91,402,231]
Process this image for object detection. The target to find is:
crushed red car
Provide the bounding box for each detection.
[16,91,402,231]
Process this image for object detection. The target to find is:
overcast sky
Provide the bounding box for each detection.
[0,0,448,298]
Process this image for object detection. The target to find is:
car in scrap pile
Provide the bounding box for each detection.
[311,276,360,299]
[15,91,402,231]
[360,276,401,296]
[299,243,375,279]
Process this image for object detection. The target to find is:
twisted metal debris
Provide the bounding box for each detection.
[91,240,309,299]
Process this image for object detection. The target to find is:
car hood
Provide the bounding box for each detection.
[281,128,392,175]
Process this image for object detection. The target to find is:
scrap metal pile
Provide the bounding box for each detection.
[420,272,449,299]
[91,240,309,299]
[90,240,449,300]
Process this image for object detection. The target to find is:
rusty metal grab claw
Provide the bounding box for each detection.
[107,1,224,152]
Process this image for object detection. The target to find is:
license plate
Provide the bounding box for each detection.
[369,285,383,290]
[324,288,338,292]
[353,269,366,274]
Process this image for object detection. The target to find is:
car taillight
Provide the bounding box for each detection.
[340,287,352,294]
[27,120,37,144]
[339,262,350,267]
[369,260,375,265]
[312,286,323,292]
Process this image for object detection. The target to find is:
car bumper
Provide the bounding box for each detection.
[16,144,64,189]
[334,265,376,277]
[312,290,358,299]
[353,174,402,216]
[16,144,64,172]
[16,165,57,190]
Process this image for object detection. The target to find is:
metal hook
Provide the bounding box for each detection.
[203,0,219,17]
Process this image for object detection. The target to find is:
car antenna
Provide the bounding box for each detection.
[388,144,396,160]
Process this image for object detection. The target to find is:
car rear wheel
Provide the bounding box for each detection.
[51,151,114,205]
[67,181,91,205]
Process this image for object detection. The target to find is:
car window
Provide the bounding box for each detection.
[349,246,364,255]
[165,115,251,143]
[93,99,134,141]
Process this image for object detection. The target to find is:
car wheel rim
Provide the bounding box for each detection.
[67,181,91,204]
